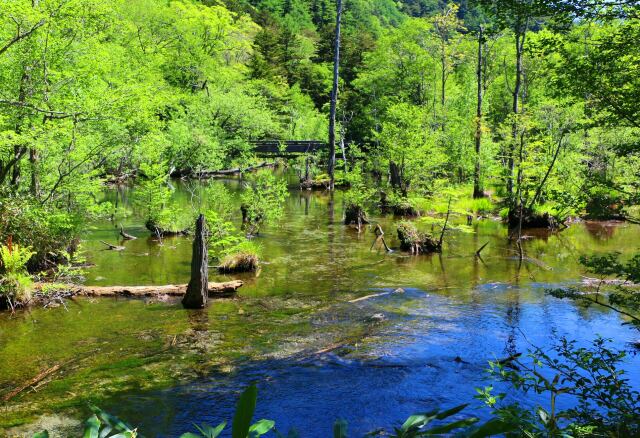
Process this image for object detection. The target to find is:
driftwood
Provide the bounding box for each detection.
[99,240,125,251]
[2,364,61,402]
[119,226,137,240]
[33,280,243,298]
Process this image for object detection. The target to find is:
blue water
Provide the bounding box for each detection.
[105,286,640,437]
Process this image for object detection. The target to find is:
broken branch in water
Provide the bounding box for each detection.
[2,364,62,402]
[475,241,489,257]
[119,225,137,240]
[100,240,125,251]
[371,224,392,252]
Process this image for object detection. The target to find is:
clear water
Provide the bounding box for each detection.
[1,176,639,435]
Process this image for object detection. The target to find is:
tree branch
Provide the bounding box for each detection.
[0,19,45,57]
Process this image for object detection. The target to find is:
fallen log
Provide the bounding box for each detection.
[34,280,243,298]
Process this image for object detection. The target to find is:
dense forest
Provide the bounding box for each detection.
[1,0,640,436]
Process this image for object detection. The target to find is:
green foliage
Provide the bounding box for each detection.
[240,170,288,235]
[547,252,640,329]
[83,404,138,437]
[133,163,174,226]
[218,240,261,273]
[584,186,625,219]
[36,385,513,438]
[0,195,86,270]
[482,337,640,436]
[0,240,35,305]
[343,167,375,210]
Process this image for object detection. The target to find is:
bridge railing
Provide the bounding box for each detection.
[250,140,325,155]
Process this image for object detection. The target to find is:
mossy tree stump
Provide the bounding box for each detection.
[397,221,442,254]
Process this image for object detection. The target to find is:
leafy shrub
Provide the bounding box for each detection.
[134,163,189,233]
[584,186,625,219]
[343,168,375,211]
[482,337,640,436]
[0,240,35,307]
[240,170,288,235]
[0,196,82,271]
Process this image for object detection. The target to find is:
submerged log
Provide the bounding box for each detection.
[183,214,209,309]
[99,240,125,251]
[34,280,243,298]
[2,364,62,402]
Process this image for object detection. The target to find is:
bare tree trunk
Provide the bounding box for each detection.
[389,161,406,197]
[441,48,446,108]
[182,214,209,309]
[304,155,310,182]
[10,69,30,188]
[473,27,484,199]
[30,148,39,195]
[327,0,343,191]
[10,146,26,187]
[508,29,526,201]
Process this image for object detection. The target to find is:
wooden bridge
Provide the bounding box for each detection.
[250,140,325,157]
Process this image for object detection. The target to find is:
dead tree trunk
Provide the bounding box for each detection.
[508,25,527,201]
[182,214,208,309]
[327,0,343,191]
[473,26,484,199]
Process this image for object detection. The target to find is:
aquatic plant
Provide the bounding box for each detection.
[33,384,515,437]
[218,240,261,273]
[396,221,441,254]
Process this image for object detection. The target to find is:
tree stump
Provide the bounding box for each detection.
[397,221,441,254]
[182,214,209,309]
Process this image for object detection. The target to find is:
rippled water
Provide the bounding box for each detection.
[1,175,639,435]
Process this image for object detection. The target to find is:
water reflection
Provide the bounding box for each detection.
[2,178,640,433]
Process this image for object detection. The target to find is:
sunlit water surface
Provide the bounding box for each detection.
[1,175,639,436]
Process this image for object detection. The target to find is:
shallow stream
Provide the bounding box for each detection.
[1,176,639,436]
